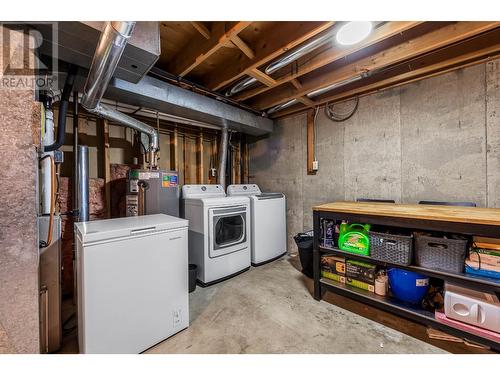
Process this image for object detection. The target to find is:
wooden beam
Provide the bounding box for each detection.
[190,21,210,39]
[290,79,303,90]
[103,120,110,219]
[196,131,204,184]
[232,142,241,184]
[247,68,277,87]
[273,30,500,119]
[242,135,249,184]
[306,109,316,175]
[169,127,178,171]
[235,21,424,101]
[183,135,190,185]
[204,21,335,90]
[96,118,111,218]
[251,21,500,110]
[297,96,316,108]
[168,22,251,77]
[230,34,255,59]
[208,137,218,184]
[223,40,238,49]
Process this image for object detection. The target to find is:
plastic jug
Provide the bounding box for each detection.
[338,222,371,255]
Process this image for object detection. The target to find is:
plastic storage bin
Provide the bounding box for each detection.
[444,284,500,333]
[388,268,429,304]
[369,231,413,265]
[414,232,468,273]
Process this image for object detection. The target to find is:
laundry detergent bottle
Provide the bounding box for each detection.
[338,221,371,255]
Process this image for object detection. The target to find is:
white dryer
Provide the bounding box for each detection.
[181,185,251,286]
[227,184,287,266]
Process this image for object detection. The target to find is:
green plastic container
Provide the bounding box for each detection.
[338,222,371,255]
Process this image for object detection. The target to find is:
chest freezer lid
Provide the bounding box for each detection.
[75,214,188,244]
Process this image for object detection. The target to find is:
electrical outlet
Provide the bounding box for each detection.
[312,160,319,171]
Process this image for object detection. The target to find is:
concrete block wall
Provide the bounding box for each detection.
[249,59,500,253]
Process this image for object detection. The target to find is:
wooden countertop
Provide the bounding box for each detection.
[313,201,500,226]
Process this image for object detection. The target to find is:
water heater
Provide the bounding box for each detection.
[126,169,180,217]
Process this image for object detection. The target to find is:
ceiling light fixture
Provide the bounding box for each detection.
[336,21,372,46]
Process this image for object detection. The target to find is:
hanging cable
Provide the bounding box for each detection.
[324,97,359,122]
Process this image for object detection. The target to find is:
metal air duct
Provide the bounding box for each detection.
[218,124,229,188]
[226,26,338,97]
[77,145,89,222]
[80,21,159,167]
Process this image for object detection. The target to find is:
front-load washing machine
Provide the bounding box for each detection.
[227,184,287,266]
[181,184,251,286]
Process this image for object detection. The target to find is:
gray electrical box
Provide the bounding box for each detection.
[126,169,180,217]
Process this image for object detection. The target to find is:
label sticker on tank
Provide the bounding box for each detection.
[138,172,150,180]
[416,279,429,286]
[150,172,160,179]
[162,173,178,187]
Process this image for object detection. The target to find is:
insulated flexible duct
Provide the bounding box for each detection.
[44,64,78,152]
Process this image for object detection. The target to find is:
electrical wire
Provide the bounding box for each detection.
[324,97,359,122]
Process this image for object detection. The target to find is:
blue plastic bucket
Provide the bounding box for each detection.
[388,268,429,304]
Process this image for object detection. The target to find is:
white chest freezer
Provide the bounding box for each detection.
[75,214,189,354]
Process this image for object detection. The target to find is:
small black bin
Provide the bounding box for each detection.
[294,231,314,278]
[189,264,198,293]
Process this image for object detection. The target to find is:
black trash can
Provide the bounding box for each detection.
[294,231,314,278]
[188,264,198,293]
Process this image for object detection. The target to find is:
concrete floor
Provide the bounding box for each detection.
[146,256,446,354]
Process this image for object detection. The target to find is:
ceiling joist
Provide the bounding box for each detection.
[247,68,277,87]
[250,21,500,110]
[273,28,500,119]
[234,21,424,101]
[168,21,252,77]
[204,21,335,90]
[190,22,211,39]
[229,34,255,59]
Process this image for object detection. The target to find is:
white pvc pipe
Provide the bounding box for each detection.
[41,106,54,215]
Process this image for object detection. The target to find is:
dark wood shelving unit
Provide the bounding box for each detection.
[320,278,499,350]
[312,202,500,352]
[319,246,500,294]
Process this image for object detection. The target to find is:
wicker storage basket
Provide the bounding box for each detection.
[414,233,468,273]
[369,231,413,265]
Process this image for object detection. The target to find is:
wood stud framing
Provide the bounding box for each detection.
[170,127,179,172]
[306,109,316,175]
[234,21,424,102]
[196,131,204,184]
[168,21,252,77]
[158,20,500,119]
[251,21,500,110]
[190,22,210,39]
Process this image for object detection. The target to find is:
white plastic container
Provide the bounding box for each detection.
[444,284,500,333]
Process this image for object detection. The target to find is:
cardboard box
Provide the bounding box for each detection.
[346,259,377,284]
[321,255,346,283]
[346,278,375,292]
[346,259,377,292]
